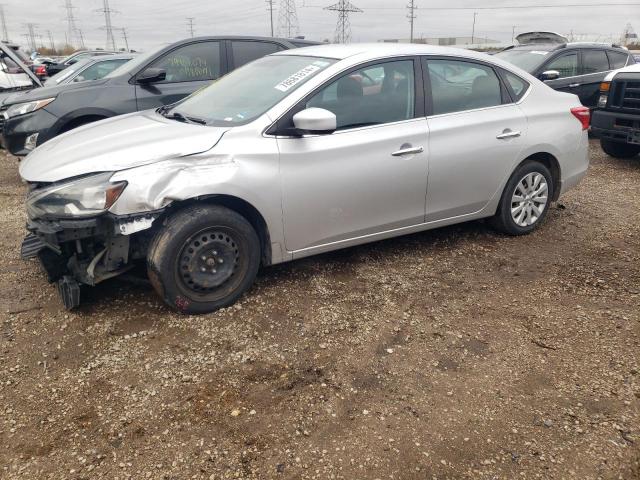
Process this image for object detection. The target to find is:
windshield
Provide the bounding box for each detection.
[166,54,336,126]
[494,49,550,72]
[44,58,90,86]
[105,48,156,79]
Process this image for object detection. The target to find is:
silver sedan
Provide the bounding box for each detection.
[19,43,589,313]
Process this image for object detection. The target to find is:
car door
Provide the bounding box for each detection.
[134,41,225,111]
[277,58,429,254]
[578,49,612,108]
[228,40,285,70]
[424,57,528,222]
[539,51,580,97]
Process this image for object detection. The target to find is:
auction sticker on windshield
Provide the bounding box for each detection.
[275,61,329,92]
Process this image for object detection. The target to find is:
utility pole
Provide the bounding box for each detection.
[0,5,9,42]
[407,0,417,43]
[511,25,516,44]
[325,0,362,44]
[266,0,275,37]
[63,0,78,49]
[186,17,195,38]
[471,11,477,44]
[120,27,129,51]
[277,0,299,38]
[47,30,55,50]
[98,0,117,51]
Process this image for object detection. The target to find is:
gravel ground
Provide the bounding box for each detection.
[0,141,639,479]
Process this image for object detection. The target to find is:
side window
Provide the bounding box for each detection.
[231,41,284,68]
[544,53,578,78]
[306,60,415,130]
[427,59,502,115]
[502,70,529,101]
[77,59,129,81]
[582,50,610,74]
[149,42,221,83]
[607,51,629,69]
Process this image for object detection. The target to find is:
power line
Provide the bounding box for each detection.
[266,0,275,37]
[0,5,9,42]
[407,0,417,43]
[63,0,78,48]
[120,27,129,51]
[47,29,55,50]
[305,2,640,9]
[186,17,195,38]
[325,0,362,44]
[97,0,117,51]
[24,23,37,51]
[277,0,299,38]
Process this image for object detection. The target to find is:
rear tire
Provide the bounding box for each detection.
[490,161,554,236]
[147,204,261,314]
[600,139,640,159]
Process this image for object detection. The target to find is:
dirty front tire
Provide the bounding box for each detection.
[600,139,640,159]
[490,161,554,236]
[147,205,260,314]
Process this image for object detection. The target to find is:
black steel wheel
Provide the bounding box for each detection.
[147,205,261,314]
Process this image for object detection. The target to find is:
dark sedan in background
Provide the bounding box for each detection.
[495,32,634,109]
[1,36,319,156]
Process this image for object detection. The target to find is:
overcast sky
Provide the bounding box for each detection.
[3,0,638,52]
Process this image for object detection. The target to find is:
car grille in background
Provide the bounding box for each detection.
[610,80,640,111]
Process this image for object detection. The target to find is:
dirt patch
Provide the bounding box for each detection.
[1,142,639,479]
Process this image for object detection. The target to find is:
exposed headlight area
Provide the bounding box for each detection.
[598,82,610,109]
[5,97,56,119]
[26,172,127,219]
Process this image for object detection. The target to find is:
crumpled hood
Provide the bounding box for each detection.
[19,110,230,182]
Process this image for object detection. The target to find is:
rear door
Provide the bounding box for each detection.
[424,57,528,221]
[539,50,581,97]
[134,41,226,111]
[578,49,612,108]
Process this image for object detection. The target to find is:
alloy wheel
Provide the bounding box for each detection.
[510,172,549,227]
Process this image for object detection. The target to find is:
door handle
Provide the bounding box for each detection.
[391,145,424,157]
[496,130,521,140]
[569,83,580,88]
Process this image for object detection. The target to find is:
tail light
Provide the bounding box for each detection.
[35,66,46,76]
[571,106,590,130]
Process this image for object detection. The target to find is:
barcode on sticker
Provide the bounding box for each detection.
[275,65,321,92]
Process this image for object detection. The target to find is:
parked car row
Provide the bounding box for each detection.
[15,42,590,313]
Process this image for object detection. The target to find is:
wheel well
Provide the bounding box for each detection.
[59,115,107,134]
[521,152,561,201]
[163,196,272,267]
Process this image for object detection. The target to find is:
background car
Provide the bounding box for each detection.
[45,50,119,77]
[44,54,134,87]
[18,44,589,312]
[1,36,319,156]
[495,32,635,109]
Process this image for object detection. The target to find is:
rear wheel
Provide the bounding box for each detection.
[147,205,260,314]
[600,139,640,159]
[490,161,554,236]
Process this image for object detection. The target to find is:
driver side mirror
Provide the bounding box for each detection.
[292,108,336,134]
[540,70,560,81]
[137,68,167,84]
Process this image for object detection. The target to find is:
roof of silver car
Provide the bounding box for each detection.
[275,42,491,61]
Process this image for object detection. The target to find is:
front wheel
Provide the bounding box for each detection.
[600,139,640,159]
[490,161,554,236]
[147,205,261,314]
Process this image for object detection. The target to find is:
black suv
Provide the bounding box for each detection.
[591,65,640,158]
[495,33,634,109]
[1,36,318,156]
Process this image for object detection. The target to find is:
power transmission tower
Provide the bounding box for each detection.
[325,0,362,44]
[98,0,117,51]
[25,23,37,51]
[186,17,195,38]
[471,11,477,44]
[120,27,129,51]
[277,0,299,38]
[0,5,9,42]
[47,30,55,50]
[407,0,417,43]
[63,0,78,48]
[266,0,275,37]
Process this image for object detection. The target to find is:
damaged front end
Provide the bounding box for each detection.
[21,173,161,309]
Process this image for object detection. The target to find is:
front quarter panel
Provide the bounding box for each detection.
[109,118,287,262]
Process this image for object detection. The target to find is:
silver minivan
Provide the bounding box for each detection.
[19,43,590,313]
